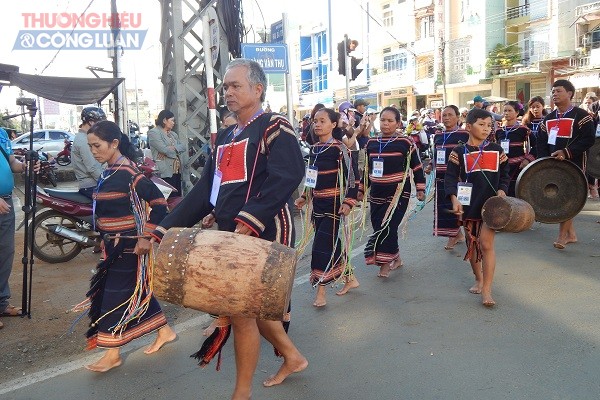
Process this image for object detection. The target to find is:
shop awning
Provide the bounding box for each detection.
[0,63,123,105]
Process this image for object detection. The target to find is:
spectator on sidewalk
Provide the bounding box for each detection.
[148,110,187,199]
[0,127,40,328]
[73,107,106,200]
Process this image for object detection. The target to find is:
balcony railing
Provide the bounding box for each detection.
[507,4,530,19]
[570,56,590,68]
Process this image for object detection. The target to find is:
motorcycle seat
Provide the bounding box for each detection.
[44,188,93,204]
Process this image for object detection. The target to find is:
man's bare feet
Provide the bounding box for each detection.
[85,351,122,372]
[377,262,391,278]
[482,292,495,307]
[263,356,308,387]
[554,235,578,249]
[144,325,177,354]
[202,320,218,337]
[336,276,360,296]
[469,282,482,294]
[313,286,326,307]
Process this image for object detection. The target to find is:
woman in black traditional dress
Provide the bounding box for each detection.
[428,105,470,250]
[84,121,176,372]
[521,96,547,159]
[494,101,535,196]
[295,108,360,307]
[363,107,426,278]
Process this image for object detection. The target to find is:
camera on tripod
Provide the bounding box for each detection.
[16,97,36,109]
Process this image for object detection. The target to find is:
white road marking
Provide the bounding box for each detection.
[0,242,367,395]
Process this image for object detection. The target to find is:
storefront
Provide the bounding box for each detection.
[569,70,600,104]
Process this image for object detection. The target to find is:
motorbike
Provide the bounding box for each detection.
[299,139,310,163]
[56,139,72,166]
[14,148,59,187]
[21,157,181,264]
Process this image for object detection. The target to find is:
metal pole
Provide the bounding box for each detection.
[111,0,127,133]
[201,11,218,146]
[344,34,350,101]
[328,0,333,72]
[134,64,140,126]
[283,13,294,130]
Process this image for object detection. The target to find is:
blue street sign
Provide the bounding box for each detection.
[271,20,284,44]
[241,43,288,73]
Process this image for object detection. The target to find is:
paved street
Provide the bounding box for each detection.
[1,199,599,400]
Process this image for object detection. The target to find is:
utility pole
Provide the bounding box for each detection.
[283,13,294,128]
[111,0,127,133]
[345,34,350,101]
[441,40,448,104]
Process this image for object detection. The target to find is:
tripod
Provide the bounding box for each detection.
[3,98,39,317]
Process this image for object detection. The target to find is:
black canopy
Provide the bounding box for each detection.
[0,63,123,105]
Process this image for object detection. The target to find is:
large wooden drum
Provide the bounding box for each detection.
[481,196,535,232]
[153,228,297,321]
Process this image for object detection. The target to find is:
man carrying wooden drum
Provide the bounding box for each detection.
[538,79,596,249]
[150,59,307,400]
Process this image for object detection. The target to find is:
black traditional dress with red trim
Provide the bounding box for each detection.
[538,107,596,168]
[526,118,544,159]
[305,139,359,285]
[90,159,169,349]
[494,125,534,196]
[432,128,470,237]
[363,135,426,265]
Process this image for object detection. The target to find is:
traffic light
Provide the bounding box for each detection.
[351,57,363,81]
[337,38,364,81]
[337,40,346,75]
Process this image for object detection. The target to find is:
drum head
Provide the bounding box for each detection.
[516,157,587,223]
[587,138,600,179]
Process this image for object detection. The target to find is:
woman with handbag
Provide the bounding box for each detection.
[148,110,187,198]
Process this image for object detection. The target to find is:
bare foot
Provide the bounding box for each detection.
[566,236,578,244]
[263,356,309,387]
[444,235,464,250]
[378,263,391,278]
[469,282,482,294]
[389,258,403,271]
[553,240,566,250]
[85,352,122,372]
[202,320,218,337]
[313,286,326,307]
[482,292,496,307]
[144,325,177,354]
[336,276,360,296]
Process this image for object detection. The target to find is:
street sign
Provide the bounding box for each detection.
[271,20,284,44]
[241,43,288,73]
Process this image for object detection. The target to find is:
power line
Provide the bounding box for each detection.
[39,0,97,75]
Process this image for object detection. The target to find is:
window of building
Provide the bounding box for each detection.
[416,56,434,79]
[383,52,407,72]
[417,15,434,40]
[383,4,393,27]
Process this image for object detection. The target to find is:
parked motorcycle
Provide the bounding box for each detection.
[23,158,181,264]
[56,139,72,166]
[299,139,310,163]
[14,148,59,187]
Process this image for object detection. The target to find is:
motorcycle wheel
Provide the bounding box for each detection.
[56,155,71,166]
[31,209,83,263]
[48,171,58,187]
